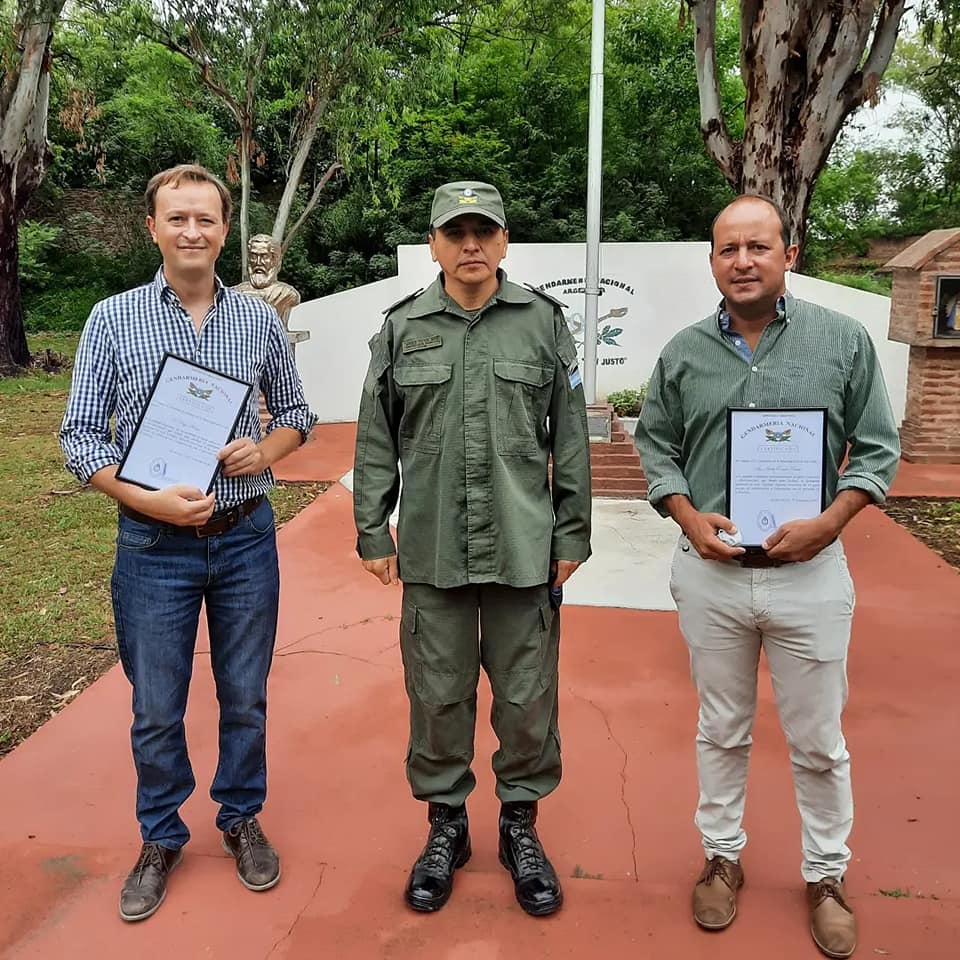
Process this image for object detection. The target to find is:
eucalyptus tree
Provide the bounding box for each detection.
[683,0,912,259]
[0,0,66,372]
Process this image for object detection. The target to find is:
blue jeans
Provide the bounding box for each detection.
[111,498,280,849]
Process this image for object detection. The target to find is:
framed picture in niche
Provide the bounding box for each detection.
[934,275,960,338]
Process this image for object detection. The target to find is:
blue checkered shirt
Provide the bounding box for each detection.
[61,269,317,509]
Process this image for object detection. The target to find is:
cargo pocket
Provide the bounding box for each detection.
[401,597,477,707]
[500,605,549,706]
[395,362,453,454]
[494,358,553,457]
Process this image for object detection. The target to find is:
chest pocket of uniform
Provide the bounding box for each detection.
[395,362,453,454]
[494,359,554,457]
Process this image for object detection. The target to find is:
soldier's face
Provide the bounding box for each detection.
[146,182,228,278]
[709,198,798,315]
[429,215,508,289]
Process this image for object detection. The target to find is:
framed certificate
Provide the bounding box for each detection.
[116,354,253,493]
[726,408,828,547]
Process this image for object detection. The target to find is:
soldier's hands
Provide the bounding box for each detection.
[763,517,835,562]
[363,555,399,585]
[550,559,580,587]
[218,437,266,477]
[684,511,746,561]
[139,485,216,526]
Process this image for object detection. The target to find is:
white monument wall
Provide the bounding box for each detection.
[290,243,908,425]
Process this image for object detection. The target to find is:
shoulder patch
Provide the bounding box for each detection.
[524,283,568,311]
[382,288,424,315]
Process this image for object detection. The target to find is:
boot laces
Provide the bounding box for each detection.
[508,823,546,878]
[419,821,459,874]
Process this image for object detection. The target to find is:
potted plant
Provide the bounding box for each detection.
[605,385,647,441]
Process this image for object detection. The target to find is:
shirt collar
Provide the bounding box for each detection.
[717,293,789,334]
[408,269,531,318]
[153,267,226,306]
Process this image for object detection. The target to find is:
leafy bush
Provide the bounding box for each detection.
[23,284,113,332]
[812,270,892,296]
[18,221,62,287]
[605,386,647,417]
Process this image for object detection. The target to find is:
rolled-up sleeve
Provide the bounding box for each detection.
[837,325,901,502]
[261,313,317,441]
[635,354,692,516]
[59,305,123,483]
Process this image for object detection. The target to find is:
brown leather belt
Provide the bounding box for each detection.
[119,496,264,538]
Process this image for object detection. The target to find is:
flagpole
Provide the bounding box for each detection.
[583,0,606,405]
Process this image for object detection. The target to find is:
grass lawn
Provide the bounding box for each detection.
[0,332,327,757]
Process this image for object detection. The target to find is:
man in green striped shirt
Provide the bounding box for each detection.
[636,195,900,960]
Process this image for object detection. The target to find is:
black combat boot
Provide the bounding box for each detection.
[498,801,563,916]
[404,802,471,912]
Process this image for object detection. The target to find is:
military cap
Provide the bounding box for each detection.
[430,181,506,229]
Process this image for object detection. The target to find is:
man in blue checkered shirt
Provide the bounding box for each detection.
[60,164,316,922]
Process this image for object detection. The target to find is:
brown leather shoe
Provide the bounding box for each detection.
[222,817,281,891]
[119,842,183,922]
[692,856,744,930]
[808,877,857,958]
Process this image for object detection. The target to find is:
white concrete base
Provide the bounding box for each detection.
[339,470,676,611]
[563,500,676,611]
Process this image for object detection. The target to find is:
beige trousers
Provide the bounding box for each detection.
[670,537,855,882]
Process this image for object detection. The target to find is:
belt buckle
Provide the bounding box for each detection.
[194,505,240,538]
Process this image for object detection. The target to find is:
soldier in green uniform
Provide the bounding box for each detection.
[353,181,592,916]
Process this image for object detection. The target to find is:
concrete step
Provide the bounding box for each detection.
[592,464,646,479]
[589,452,642,466]
[593,476,648,489]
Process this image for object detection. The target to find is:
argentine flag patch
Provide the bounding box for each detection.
[569,365,582,389]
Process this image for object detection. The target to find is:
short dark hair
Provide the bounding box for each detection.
[145,164,232,224]
[710,194,791,250]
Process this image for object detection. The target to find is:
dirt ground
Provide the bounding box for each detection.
[879,498,960,572]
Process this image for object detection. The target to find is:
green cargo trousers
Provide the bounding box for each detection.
[400,581,561,806]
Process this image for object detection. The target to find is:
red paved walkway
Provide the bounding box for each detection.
[1,432,958,959]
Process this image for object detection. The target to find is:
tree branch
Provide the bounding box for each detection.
[855,0,908,105]
[0,20,54,161]
[281,160,342,253]
[686,0,740,184]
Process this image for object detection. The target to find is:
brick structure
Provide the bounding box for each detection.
[886,229,960,463]
[590,413,648,498]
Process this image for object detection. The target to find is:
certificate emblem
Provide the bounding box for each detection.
[756,510,777,533]
[149,458,167,479]
[187,382,214,400]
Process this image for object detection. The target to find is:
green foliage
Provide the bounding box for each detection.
[50,10,230,189]
[814,271,892,296]
[605,386,647,417]
[604,0,740,240]
[17,221,62,286]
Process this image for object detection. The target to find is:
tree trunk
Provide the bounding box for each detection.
[687,0,907,266]
[0,2,62,374]
[239,127,252,279]
[0,173,31,373]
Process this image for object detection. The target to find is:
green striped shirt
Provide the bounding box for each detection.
[636,293,901,517]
